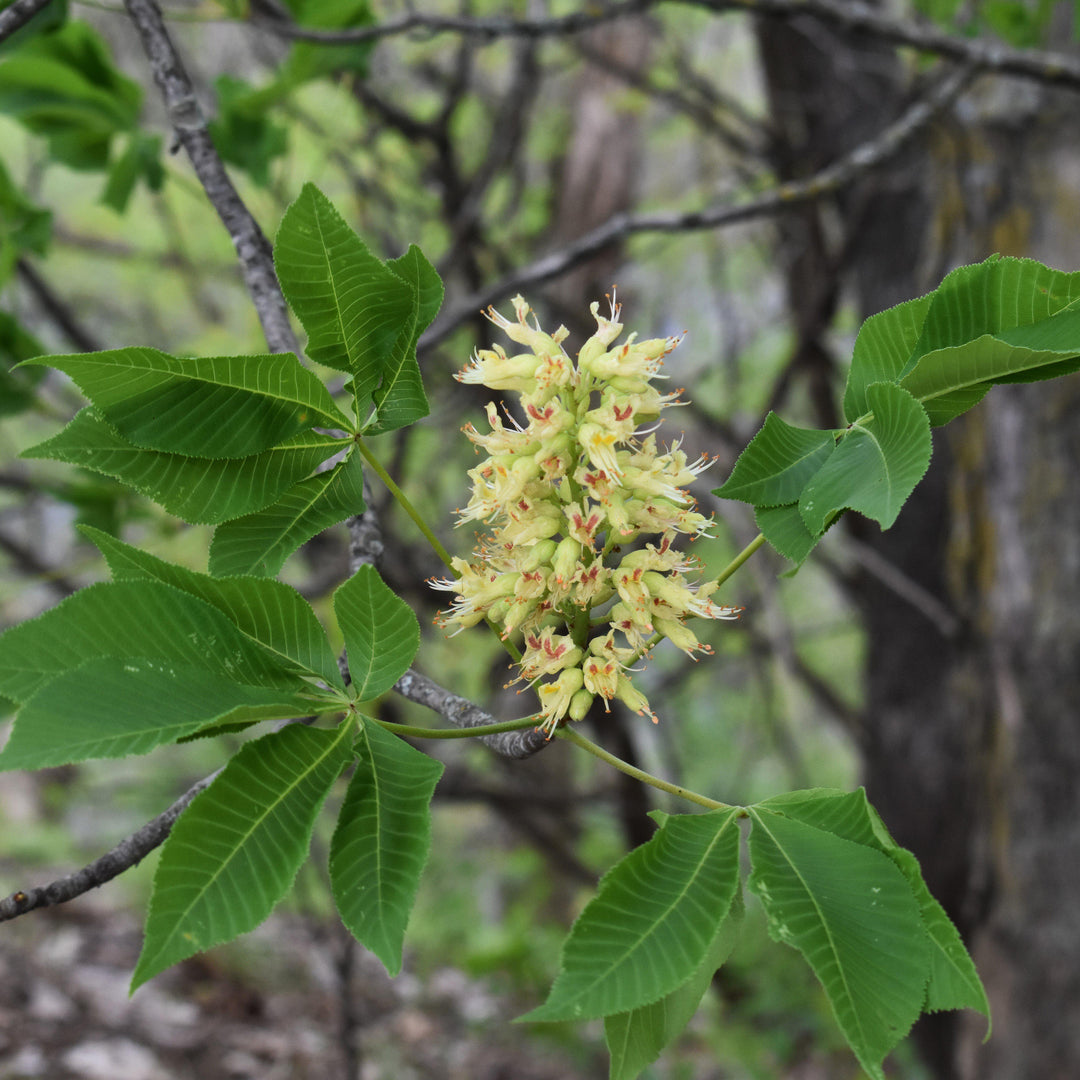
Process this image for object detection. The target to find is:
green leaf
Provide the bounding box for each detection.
[22,347,352,458]
[0,158,51,285]
[754,503,820,567]
[0,658,323,770]
[81,527,345,691]
[799,383,931,534]
[887,847,990,1022]
[0,21,141,169]
[604,890,744,1080]
[911,256,1080,355]
[207,449,365,577]
[22,408,346,523]
[901,319,1080,426]
[329,719,443,975]
[278,0,375,83]
[207,75,288,187]
[274,183,415,388]
[757,789,989,1027]
[521,808,741,1023]
[365,243,441,434]
[100,130,163,213]
[843,293,933,423]
[0,310,46,416]
[0,579,304,704]
[0,0,66,55]
[333,563,419,699]
[714,413,836,507]
[747,805,931,1080]
[132,722,353,990]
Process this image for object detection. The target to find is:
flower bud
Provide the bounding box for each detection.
[568,688,595,721]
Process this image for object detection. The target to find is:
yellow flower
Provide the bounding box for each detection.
[434,293,743,736]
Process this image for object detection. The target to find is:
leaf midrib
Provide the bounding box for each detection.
[557,812,737,1013]
[750,809,867,1048]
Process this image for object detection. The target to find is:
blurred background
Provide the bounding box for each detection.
[2,1,1080,1077]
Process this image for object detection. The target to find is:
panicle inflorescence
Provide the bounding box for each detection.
[432,295,742,735]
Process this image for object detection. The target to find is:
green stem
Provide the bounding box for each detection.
[373,715,539,739]
[556,725,733,811]
[355,437,455,572]
[712,532,766,589]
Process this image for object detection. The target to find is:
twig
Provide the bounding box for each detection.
[252,0,1080,93]
[250,2,647,44]
[831,535,962,638]
[0,770,219,923]
[394,669,549,760]
[421,63,973,350]
[16,258,104,353]
[0,0,53,42]
[700,0,1080,90]
[122,0,299,356]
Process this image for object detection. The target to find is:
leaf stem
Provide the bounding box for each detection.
[556,725,733,811]
[373,715,539,739]
[355,437,455,572]
[713,532,767,589]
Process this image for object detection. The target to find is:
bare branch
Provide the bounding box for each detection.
[16,257,104,353]
[0,770,219,923]
[699,0,1080,91]
[250,1,649,44]
[0,0,52,43]
[394,668,549,760]
[421,63,973,351]
[122,0,299,356]
[252,0,1080,93]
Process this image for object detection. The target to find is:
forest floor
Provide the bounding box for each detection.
[0,889,597,1080]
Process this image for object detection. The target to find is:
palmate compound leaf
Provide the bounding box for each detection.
[333,563,419,700]
[604,884,745,1080]
[207,449,366,578]
[81,527,345,691]
[19,347,353,459]
[798,382,931,536]
[21,408,346,524]
[132,721,354,991]
[0,658,330,771]
[0,578,306,706]
[329,719,443,975]
[757,789,989,1025]
[846,256,1080,427]
[747,806,932,1080]
[519,808,741,1024]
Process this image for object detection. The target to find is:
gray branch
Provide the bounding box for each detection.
[0,770,218,923]
[0,0,52,43]
[123,0,299,356]
[394,669,549,760]
[421,63,973,351]
[250,1,645,44]
[252,0,1080,93]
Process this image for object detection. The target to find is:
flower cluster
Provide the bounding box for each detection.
[433,295,742,735]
